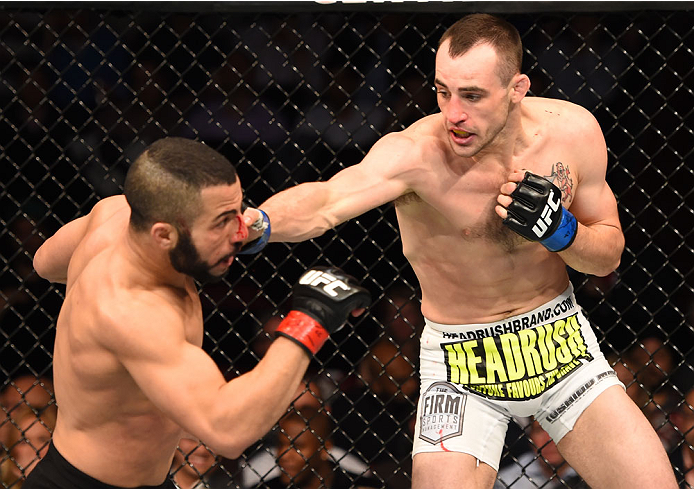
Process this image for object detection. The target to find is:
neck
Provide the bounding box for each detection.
[124,227,188,290]
[472,103,528,165]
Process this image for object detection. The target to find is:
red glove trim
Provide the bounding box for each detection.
[275,310,329,355]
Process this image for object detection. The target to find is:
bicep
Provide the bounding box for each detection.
[572,180,621,230]
[320,133,421,223]
[569,115,621,230]
[263,133,418,241]
[113,314,226,439]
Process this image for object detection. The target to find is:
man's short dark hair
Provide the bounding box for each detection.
[438,13,523,85]
[124,137,238,232]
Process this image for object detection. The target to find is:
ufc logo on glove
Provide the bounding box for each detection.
[532,189,562,238]
[299,269,351,297]
[276,267,371,355]
[503,172,577,252]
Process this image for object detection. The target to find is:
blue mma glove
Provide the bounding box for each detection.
[502,171,577,252]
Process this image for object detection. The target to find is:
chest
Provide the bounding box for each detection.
[396,154,575,246]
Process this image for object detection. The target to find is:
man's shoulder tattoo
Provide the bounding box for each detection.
[544,162,573,204]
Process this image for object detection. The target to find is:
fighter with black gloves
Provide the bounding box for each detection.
[276,267,371,355]
[501,171,578,252]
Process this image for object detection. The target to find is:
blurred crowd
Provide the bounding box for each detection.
[1,6,693,489]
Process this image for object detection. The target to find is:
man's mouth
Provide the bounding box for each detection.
[218,244,242,268]
[216,254,235,268]
[451,128,471,138]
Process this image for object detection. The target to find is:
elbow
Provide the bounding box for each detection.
[33,247,66,283]
[196,416,261,460]
[33,248,49,280]
[609,254,622,276]
[223,444,247,461]
[202,431,253,460]
[586,229,624,277]
[592,252,622,278]
[593,262,619,278]
[601,236,625,276]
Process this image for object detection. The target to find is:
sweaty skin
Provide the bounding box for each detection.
[33,183,311,486]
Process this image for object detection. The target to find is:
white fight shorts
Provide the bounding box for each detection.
[412,284,623,470]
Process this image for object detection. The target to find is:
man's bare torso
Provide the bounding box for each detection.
[51,196,201,485]
[395,98,578,324]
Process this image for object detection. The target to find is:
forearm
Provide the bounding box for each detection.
[261,182,336,242]
[558,222,624,276]
[209,337,310,457]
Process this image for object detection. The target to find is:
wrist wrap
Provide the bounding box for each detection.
[238,209,271,255]
[540,207,577,252]
[503,172,578,253]
[275,310,329,356]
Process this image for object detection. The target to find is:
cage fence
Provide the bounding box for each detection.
[0,2,693,488]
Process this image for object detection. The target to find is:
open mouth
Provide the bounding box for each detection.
[451,128,471,138]
[216,253,235,268]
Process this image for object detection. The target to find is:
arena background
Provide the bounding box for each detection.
[1,1,692,487]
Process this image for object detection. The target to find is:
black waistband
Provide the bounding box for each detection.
[23,442,175,489]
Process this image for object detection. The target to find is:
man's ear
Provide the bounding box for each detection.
[510,73,530,103]
[151,222,178,250]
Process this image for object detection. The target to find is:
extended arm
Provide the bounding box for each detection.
[255,133,418,243]
[112,268,370,459]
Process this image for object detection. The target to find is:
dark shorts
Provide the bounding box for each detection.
[23,442,176,489]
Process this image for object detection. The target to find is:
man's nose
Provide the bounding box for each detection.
[446,97,467,123]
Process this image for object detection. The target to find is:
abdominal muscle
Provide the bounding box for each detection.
[397,204,570,325]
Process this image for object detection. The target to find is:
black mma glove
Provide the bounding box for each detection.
[502,171,578,252]
[275,267,371,355]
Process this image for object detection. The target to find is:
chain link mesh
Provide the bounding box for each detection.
[1,4,693,488]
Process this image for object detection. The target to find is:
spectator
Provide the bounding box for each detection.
[1,375,54,452]
[264,406,379,489]
[375,285,425,361]
[241,379,371,488]
[3,404,57,487]
[330,338,418,488]
[610,338,679,451]
[171,436,233,489]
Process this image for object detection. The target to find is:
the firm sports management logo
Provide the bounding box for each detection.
[419,382,466,445]
[441,313,594,401]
